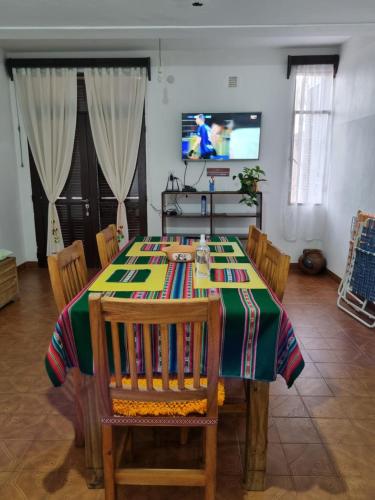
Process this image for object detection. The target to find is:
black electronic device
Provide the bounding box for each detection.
[181,112,262,161]
[166,173,180,191]
[165,208,178,216]
[182,185,197,192]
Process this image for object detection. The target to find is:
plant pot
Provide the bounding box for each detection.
[298,249,327,275]
[238,182,258,194]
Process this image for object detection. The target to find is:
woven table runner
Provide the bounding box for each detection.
[45,235,304,388]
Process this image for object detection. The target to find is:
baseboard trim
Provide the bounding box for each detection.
[326,268,342,284]
[17,261,38,270]
[290,263,342,283]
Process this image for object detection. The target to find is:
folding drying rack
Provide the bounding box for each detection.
[337,213,375,328]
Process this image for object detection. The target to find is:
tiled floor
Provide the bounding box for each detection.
[0,267,374,499]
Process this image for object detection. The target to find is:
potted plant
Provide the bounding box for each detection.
[232,165,266,207]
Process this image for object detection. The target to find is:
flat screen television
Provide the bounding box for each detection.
[181,112,261,161]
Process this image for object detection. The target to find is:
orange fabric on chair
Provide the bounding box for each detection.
[110,377,225,416]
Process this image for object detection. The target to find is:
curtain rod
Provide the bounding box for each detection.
[287,54,339,79]
[5,57,151,81]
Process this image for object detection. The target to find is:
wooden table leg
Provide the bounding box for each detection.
[81,375,104,489]
[72,368,85,448]
[243,380,270,491]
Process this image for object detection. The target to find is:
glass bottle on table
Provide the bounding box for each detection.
[196,234,210,279]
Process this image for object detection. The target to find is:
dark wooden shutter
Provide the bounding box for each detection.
[97,167,117,228]
[56,125,86,246]
[97,115,147,238]
[97,169,141,238]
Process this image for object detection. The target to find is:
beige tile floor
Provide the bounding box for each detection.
[0,267,374,499]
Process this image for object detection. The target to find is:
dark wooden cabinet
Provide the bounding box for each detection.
[0,257,18,309]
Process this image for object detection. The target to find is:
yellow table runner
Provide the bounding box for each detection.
[193,263,267,289]
[193,241,244,257]
[126,241,174,257]
[88,264,168,292]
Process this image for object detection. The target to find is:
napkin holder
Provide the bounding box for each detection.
[161,245,195,263]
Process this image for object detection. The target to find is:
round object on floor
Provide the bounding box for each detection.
[298,249,327,275]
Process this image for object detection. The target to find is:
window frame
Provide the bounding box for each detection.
[287,55,339,79]
[288,64,335,206]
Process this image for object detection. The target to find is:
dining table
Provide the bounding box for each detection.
[45,235,304,491]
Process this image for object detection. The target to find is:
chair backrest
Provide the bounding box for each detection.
[96,224,119,268]
[48,240,88,313]
[259,241,290,301]
[89,295,221,418]
[246,225,267,267]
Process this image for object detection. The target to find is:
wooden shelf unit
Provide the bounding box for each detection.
[161,190,262,238]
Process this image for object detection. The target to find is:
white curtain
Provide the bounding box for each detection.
[13,67,77,255]
[283,64,334,241]
[84,67,146,243]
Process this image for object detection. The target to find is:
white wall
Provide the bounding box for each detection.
[8,83,37,262]
[146,47,338,261]
[325,37,375,277]
[147,55,289,247]
[0,50,26,264]
[4,46,337,263]
[4,42,375,272]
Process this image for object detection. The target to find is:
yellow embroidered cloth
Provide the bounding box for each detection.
[110,377,225,416]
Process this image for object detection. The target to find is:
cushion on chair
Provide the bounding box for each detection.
[110,377,225,417]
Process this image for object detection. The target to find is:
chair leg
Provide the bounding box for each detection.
[126,428,134,462]
[102,423,116,500]
[204,425,217,500]
[202,428,206,464]
[153,428,161,447]
[180,427,189,445]
[72,368,85,447]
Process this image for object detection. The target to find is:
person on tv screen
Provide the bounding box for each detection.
[188,114,217,159]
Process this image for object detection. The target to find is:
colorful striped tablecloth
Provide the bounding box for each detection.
[45,236,304,388]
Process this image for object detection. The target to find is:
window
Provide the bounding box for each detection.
[290,65,334,205]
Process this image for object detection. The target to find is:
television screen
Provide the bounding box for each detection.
[181,112,261,161]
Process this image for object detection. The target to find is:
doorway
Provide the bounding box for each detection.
[29,78,147,268]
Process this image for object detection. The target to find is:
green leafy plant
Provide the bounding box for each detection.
[232,165,266,207]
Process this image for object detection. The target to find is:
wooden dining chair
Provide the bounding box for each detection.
[89,294,222,500]
[48,240,88,312]
[96,224,119,268]
[47,240,88,448]
[246,225,267,268]
[258,241,290,301]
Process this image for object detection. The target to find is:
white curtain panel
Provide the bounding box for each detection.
[84,67,146,242]
[283,64,334,242]
[13,67,77,255]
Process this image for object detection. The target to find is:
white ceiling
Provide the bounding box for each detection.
[1,0,375,28]
[0,0,374,51]
[0,36,348,53]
